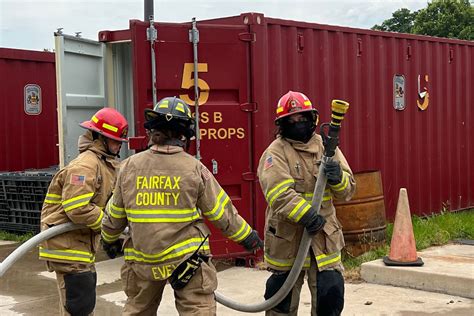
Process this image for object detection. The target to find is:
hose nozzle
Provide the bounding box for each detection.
[330,100,350,127]
[320,99,350,158]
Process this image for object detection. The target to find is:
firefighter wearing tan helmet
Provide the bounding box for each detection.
[101,96,263,315]
[39,107,129,316]
[257,91,356,316]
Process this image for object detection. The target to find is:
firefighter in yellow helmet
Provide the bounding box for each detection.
[39,107,129,316]
[101,96,263,315]
[257,91,356,316]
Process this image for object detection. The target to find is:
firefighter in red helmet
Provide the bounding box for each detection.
[101,96,263,315]
[40,107,128,316]
[257,91,356,316]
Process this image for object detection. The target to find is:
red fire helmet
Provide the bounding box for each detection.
[80,107,128,142]
[275,91,318,122]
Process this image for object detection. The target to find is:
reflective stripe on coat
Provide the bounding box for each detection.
[101,145,253,281]
[257,134,356,272]
[39,132,119,264]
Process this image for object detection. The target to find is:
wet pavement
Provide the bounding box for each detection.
[1,242,473,315]
[0,243,123,316]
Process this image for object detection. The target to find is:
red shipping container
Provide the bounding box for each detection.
[57,12,473,257]
[0,48,59,172]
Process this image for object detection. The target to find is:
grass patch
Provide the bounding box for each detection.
[412,210,474,249]
[0,231,34,243]
[342,209,474,276]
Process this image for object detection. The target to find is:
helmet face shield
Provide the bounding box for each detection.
[79,108,129,142]
[144,108,160,122]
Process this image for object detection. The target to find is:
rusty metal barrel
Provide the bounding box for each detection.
[334,170,387,257]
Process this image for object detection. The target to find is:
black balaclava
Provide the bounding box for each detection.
[280,112,316,143]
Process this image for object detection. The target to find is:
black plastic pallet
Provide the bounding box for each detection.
[1,171,54,212]
[8,208,41,225]
[0,206,9,221]
[0,177,10,224]
[0,170,56,230]
[0,179,6,200]
[0,222,39,234]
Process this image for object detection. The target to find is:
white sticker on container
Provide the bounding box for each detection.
[24,84,42,115]
[393,75,406,111]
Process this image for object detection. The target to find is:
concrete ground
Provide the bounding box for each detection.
[361,244,474,299]
[1,242,473,315]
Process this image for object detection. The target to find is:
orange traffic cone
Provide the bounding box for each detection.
[383,188,424,266]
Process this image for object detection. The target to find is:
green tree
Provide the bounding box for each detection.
[413,0,473,40]
[372,0,473,40]
[372,8,417,33]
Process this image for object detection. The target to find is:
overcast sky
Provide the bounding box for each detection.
[1,0,428,51]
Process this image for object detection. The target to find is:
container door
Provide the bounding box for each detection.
[107,42,135,160]
[186,27,254,257]
[130,21,255,257]
[55,33,107,167]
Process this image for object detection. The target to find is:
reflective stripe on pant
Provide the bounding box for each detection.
[266,255,317,316]
[47,261,96,316]
[122,260,218,316]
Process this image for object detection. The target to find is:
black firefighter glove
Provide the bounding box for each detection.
[325,160,343,185]
[240,230,264,252]
[101,239,123,259]
[299,209,326,235]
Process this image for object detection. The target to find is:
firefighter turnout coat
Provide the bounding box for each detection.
[257,134,356,272]
[39,131,119,265]
[101,145,253,281]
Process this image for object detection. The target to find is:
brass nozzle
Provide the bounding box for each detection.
[330,100,349,126]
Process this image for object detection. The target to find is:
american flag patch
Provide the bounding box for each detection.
[70,174,86,186]
[263,155,273,170]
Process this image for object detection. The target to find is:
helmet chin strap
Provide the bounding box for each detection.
[99,135,121,158]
